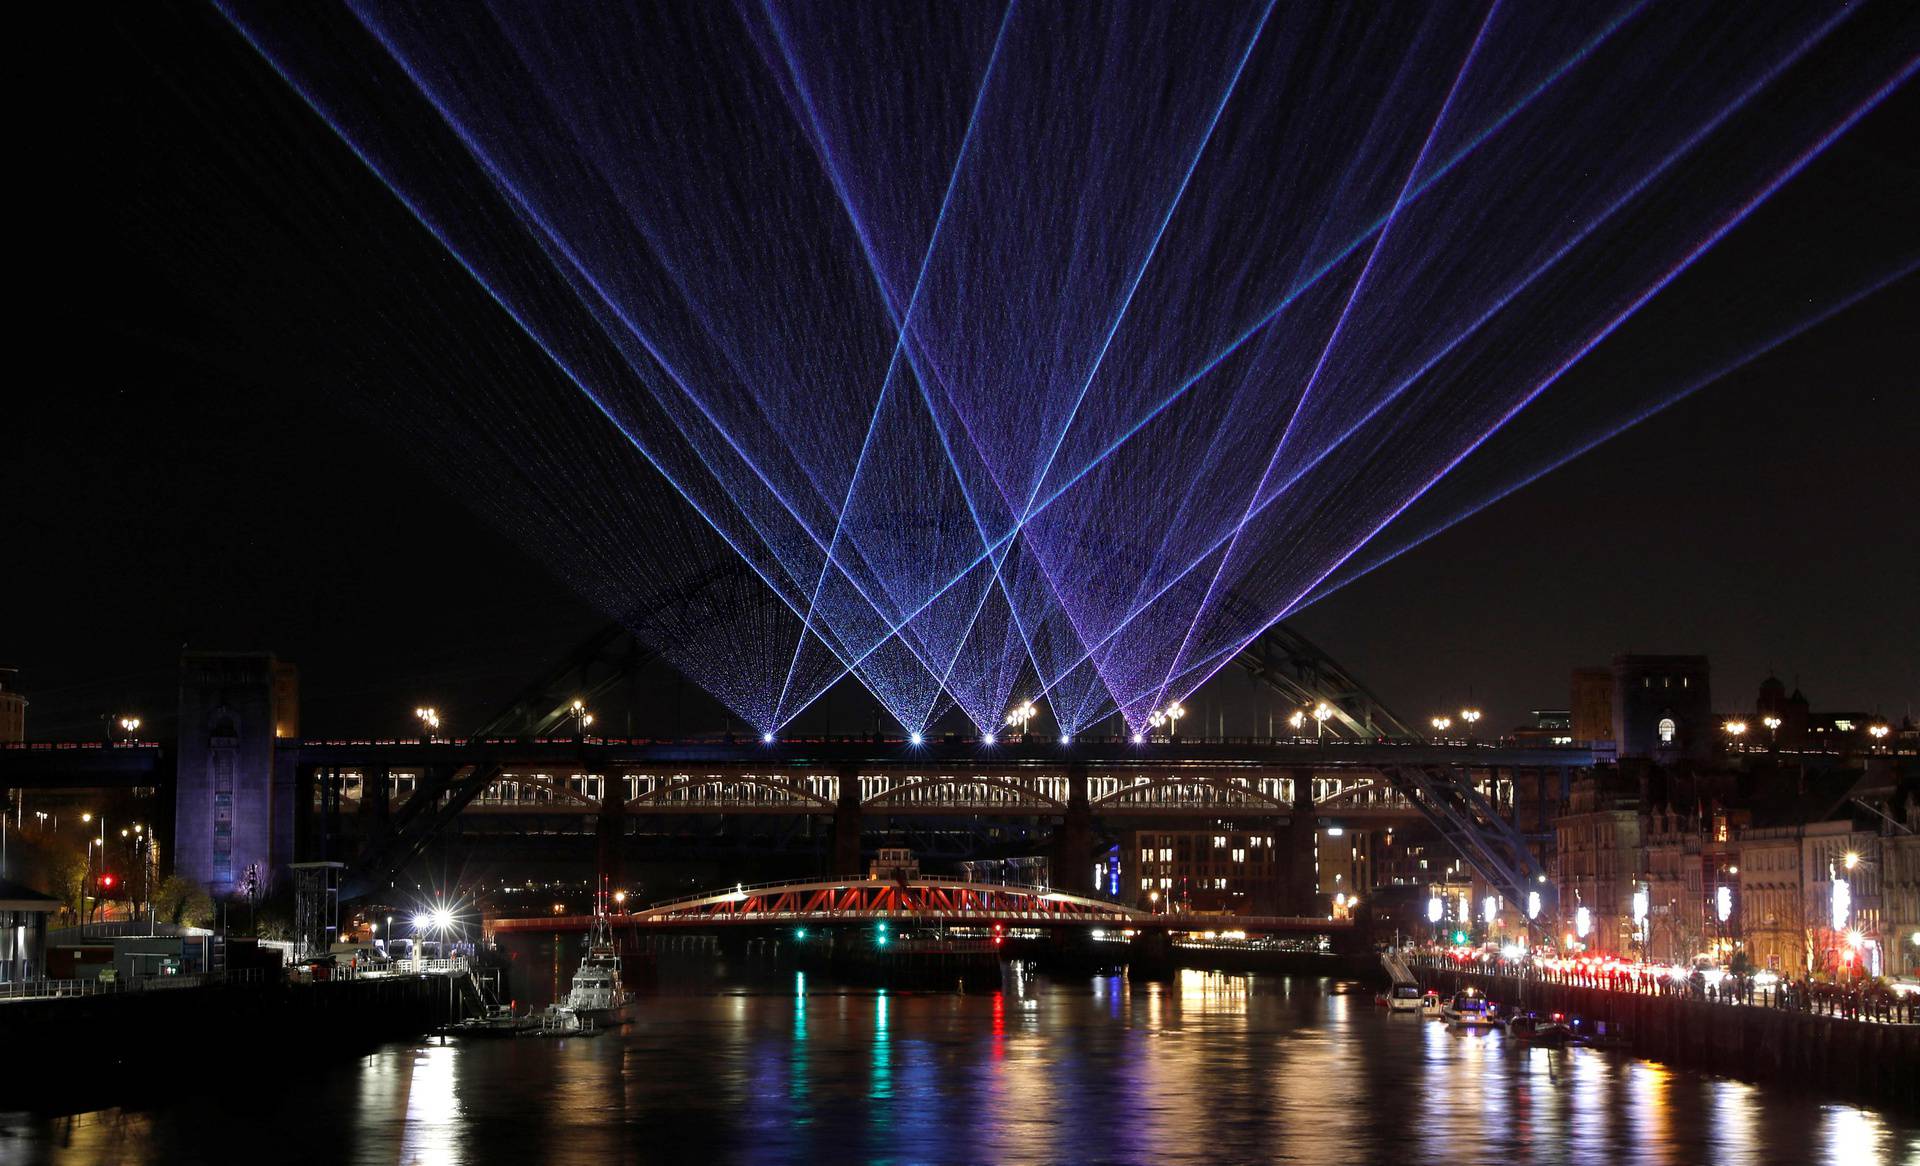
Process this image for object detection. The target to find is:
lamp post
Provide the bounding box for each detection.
[1005,700,1037,741]
[1723,719,1748,753]
[116,716,141,744]
[1288,710,1306,740]
[1313,702,1333,742]
[1149,700,1186,742]
[1430,716,1452,741]
[1868,722,1891,753]
[415,706,441,743]
[1460,708,1481,744]
[570,699,594,738]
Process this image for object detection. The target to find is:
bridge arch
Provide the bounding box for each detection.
[624,773,834,812]
[861,775,1064,813]
[1092,774,1292,813]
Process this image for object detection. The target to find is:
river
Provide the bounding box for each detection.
[6,941,1914,1165]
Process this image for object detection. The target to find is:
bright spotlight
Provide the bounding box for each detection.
[761,731,775,745]
[1059,734,1072,745]
[1130,732,1144,744]
[432,908,453,931]
[411,913,430,932]
[981,732,996,746]
[908,731,924,746]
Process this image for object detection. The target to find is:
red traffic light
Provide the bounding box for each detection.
[99,873,117,889]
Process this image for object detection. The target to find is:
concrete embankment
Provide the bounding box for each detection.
[1417,966,1919,1113]
[1,975,452,1115]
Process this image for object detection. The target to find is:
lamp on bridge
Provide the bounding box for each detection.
[1148,700,1186,741]
[1313,703,1333,741]
[1005,699,1038,741]
[570,699,595,737]
[1288,709,1306,739]
[1722,719,1748,751]
[1430,716,1452,740]
[1460,708,1481,742]
[116,715,141,743]
[414,706,441,742]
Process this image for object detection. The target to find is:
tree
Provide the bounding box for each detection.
[154,874,214,928]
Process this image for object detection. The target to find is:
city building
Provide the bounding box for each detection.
[1128,828,1283,914]
[1554,768,1642,951]
[1736,825,1805,973]
[1611,654,1712,762]
[1,878,59,982]
[0,667,25,743]
[1803,820,1885,978]
[1640,809,1705,963]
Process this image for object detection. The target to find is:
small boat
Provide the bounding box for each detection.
[1442,990,1502,1028]
[1419,990,1445,1019]
[1505,1011,1573,1046]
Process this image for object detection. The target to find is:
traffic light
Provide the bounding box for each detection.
[98,873,117,892]
[793,928,809,941]
[875,922,889,947]
[1451,929,1468,946]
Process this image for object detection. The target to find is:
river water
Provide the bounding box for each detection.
[7,941,1915,1165]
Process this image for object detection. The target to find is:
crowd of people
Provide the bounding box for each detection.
[1410,948,1920,1025]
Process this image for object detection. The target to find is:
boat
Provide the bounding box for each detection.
[1419,990,1445,1019]
[557,892,633,1028]
[1441,990,1502,1028]
[1505,1011,1573,1046]
[1388,983,1426,1013]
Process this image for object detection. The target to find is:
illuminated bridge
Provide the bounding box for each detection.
[486,876,1349,938]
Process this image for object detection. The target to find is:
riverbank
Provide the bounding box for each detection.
[1,974,453,1115]
[1417,964,1919,1113]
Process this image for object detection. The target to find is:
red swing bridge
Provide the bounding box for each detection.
[485,876,1353,937]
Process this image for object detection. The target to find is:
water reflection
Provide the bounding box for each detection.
[7,966,1914,1166]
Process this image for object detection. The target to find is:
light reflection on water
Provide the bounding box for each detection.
[9,965,1915,1166]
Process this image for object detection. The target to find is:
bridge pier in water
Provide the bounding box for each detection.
[1050,762,1093,895]
[832,765,862,877]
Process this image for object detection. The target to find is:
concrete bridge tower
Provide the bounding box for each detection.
[173,652,299,895]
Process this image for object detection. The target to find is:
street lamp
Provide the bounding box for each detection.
[1149,700,1186,740]
[1288,709,1306,738]
[1460,708,1481,742]
[1005,699,1037,740]
[116,716,141,743]
[570,699,594,736]
[1723,720,1748,750]
[1430,716,1452,738]
[415,706,441,742]
[1313,702,1333,742]
[1868,722,1891,752]
[1761,714,1782,748]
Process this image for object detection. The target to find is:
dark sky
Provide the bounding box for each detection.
[8,3,1917,743]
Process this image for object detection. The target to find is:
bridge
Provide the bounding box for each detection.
[485,876,1351,937]
[1,618,1593,926]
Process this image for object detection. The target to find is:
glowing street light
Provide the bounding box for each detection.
[1723,720,1748,751]
[1427,896,1443,924]
[1526,890,1542,920]
[1005,700,1038,739]
[116,716,141,742]
[981,731,996,746]
[761,731,775,745]
[1148,700,1187,741]
[1575,906,1592,940]
[1288,709,1306,736]
[1868,722,1891,751]
[1844,851,1860,871]
[1460,708,1481,736]
[570,699,594,735]
[1313,702,1333,741]
[414,706,441,742]
[1430,716,1452,737]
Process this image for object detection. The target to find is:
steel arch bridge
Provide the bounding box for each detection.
[485,876,1354,936]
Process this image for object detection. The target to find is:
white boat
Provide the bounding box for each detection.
[1388,983,1425,1013]
[1441,990,1501,1028]
[1419,990,1445,1019]
[559,904,632,1028]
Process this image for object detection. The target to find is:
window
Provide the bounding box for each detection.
[1658,718,1676,744]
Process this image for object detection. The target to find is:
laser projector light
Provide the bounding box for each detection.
[1131,732,1145,744]
[761,731,775,745]
[1059,734,1072,746]
[981,732,996,746]
[908,731,924,747]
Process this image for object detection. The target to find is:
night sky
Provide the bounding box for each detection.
[9,3,1917,743]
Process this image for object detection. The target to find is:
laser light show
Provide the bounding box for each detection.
[214,1,1918,738]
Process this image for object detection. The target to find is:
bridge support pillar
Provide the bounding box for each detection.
[596,788,625,892]
[832,767,862,877]
[1052,762,1093,894]
[1283,768,1318,916]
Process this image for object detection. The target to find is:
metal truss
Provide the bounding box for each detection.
[1380,763,1555,920]
[1233,622,1425,740]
